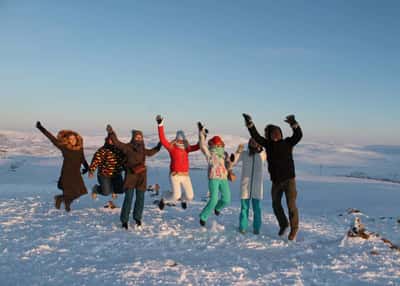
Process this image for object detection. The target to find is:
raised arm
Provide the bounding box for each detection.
[198,122,210,159]
[187,143,200,153]
[145,142,162,157]
[243,114,268,147]
[230,144,245,167]
[106,125,129,154]
[36,121,61,149]
[156,115,172,151]
[284,115,303,147]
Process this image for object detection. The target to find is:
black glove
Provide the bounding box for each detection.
[106,124,113,134]
[81,167,89,175]
[156,115,163,125]
[156,142,162,150]
[242,113,253,127]
[36,121,43,129]
[197,122,209,134]
[230,153,235,163]
[284,115,297,126]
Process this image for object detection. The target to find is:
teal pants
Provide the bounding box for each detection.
[120,189,145,224]
[239,199,262,233]
[200,179,231,222]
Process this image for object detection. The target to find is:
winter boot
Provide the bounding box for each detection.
[91,185,98,200]
[104,201,117,209]
[214,209,221,216]
[54,195,63,210]
[181,201,187,210]
[253,229,260,235]
[135,219,142,227]
[158,199,165,210]
[122,222,128,230]
[64,200,72,212]
[200,219,206,227]
[288,228,298,241]
[278,225,289,237]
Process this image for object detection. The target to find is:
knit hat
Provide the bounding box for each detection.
[208,136,225,147]
[175,130,186,141]
[131,130,143,139]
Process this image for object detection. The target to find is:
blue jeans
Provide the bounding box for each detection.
[94,174,124,196]
[120,189,145,224]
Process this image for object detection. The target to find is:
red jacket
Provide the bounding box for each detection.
[158,125,199,173]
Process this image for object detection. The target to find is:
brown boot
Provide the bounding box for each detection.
[288,228,298,241]
[64,199,72,212]
[54,195,63,210]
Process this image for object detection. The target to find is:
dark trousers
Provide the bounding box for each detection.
[120,189,145,224]
[271,178,299,230]
[94,173,124,196]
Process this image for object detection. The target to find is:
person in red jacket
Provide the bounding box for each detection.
[156,115,200,210]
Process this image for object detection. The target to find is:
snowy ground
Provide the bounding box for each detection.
[0,130,400,285]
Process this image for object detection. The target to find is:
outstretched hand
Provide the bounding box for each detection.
[284,115,297,126]
[197,122,209,134]
[106,124,113,134]
[81,167,89,175]
[242,113,253,127]
[236,144,245,153]
[36,121,42,129]
[156,115,163,125]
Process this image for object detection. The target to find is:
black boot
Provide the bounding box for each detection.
[214,209,220,216]
[278,225,289,237]
[158,199,165,210]
[181,201,187,210]
[122,222,128,230]
[135,219,142,227]
[288,228,298,241]
[200,219,206,227]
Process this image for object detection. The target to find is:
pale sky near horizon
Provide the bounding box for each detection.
[1,1,399,144]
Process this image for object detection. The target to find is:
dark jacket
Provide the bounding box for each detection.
[109,130,161,190]
[248,124,302,184]
[38,126,89,199]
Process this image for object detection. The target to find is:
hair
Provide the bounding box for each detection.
[57,130,83,151]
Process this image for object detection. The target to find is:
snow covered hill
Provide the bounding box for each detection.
[0,130,399,285]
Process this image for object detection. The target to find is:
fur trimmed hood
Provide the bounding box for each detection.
[57,130,83,151]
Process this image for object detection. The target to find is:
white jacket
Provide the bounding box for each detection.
[233,149,267,200]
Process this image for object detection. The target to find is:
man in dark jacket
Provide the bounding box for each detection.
[243,114,303,241]
[106,125,162,229]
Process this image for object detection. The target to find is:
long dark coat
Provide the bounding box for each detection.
[38,126,89,200]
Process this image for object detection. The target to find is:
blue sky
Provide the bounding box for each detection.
[1,0,399,144]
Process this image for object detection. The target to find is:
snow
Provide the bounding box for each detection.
[0,130,400,285]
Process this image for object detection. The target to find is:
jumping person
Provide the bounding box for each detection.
[231,139,267,235]
[156,115,200,210]
[198,122,232,227]
[89,135,126,209]
[36,121,89,212]
[106,125,161,230]
[243,114,302,240]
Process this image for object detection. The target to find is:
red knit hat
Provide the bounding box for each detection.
[208,136,225,147]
